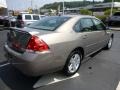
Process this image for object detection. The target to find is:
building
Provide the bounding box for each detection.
[65,2,120,15]
[0,0,7,16]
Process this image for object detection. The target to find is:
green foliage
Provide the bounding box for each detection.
[96,15,107,21]
[80,9,92,15]
[104,9,117,16]
[96,8,119,23]
[41,1,101,10]
[104,0,120,2]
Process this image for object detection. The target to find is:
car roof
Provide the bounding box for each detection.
[59,15,95,19]
[43,15,94,18]
[19,14,41,16]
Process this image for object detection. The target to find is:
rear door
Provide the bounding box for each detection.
[74,18,103,56]
[92,18,109,48]
[80,18,101,56]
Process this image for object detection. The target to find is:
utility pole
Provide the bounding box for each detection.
[92,0,95,16]
[63,0,65,15]
[31,0,33,9]
[58,5,60,15]
[83,0,86,7]
[110,0,114,16]
[30,0,33,13]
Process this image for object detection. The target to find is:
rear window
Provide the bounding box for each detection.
[113,12,120,16]
[25,15,32,20]
[33,15,39,20]
[28,16,71,31]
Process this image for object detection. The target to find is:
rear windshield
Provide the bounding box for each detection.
[25,15,32,20]
[33,15,39,20]
[113,12,120,16]
[28,16,71,31]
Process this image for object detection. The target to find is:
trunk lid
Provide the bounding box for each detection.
[7,27,53,53]
[7,28,31,53]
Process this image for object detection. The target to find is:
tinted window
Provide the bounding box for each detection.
[113,12,120,16]
[28,16,71,31]
[25,15,32,20]
[80,18,94,32]
[92,19,106,30]
[33,15,39,20]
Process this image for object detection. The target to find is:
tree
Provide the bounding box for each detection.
[80,9,92,15]
[104,0,120,2]
[40,1,101,10]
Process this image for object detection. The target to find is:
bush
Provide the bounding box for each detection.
[80,9,92,15]
[95,15,107,24]
[104,9,117,16]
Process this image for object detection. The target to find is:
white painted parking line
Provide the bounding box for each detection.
[116,81,120,90]
[33,73,80,88]
[0,63,10,68]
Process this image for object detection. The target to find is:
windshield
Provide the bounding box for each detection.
[113,12,120,16]
[28,16,71,31]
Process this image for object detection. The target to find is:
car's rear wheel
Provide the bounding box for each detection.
[63,50,82,76]
[104,37,113,50]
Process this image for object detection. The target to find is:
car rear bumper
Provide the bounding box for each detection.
[4,44,62,76]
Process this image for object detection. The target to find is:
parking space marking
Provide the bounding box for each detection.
[33,73,80,88]
[116,81,120,90]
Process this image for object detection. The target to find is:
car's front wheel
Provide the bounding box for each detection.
[63,50,82,76]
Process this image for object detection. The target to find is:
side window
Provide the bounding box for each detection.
[80,18,94,32]
[92,19,106,30]
[25,15,32,20]
[74,21,81,32]
[33,15,40,20]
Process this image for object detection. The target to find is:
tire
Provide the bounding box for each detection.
[104,37,113,50]
[63,50,82,76]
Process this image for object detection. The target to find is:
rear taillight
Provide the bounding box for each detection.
[27,35,49,52]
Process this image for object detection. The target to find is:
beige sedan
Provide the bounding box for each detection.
[4,15,114,76]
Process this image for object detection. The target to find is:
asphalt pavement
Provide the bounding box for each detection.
[0,29,8,63]
[0,29,120,90]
